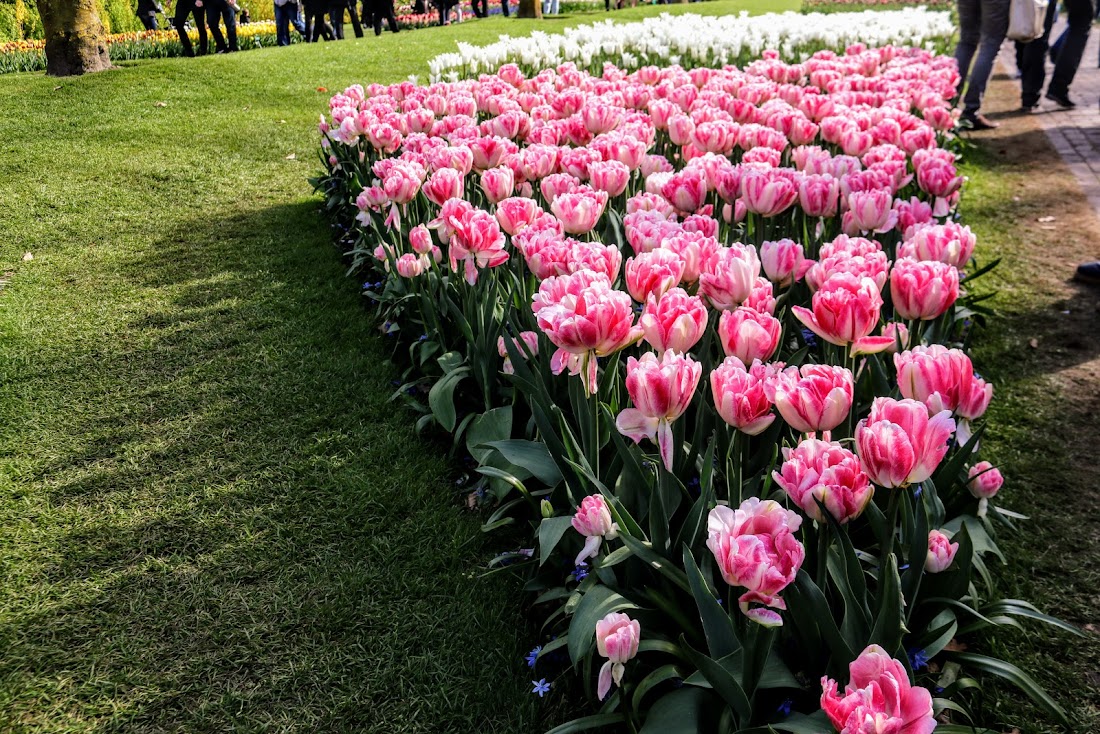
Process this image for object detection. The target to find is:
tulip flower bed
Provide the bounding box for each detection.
[426,8,954,82]
[311,44,1081,734]
[0,22,287,74]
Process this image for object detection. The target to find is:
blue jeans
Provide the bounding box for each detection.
[274,1,296,44]
[954,0,1010,115]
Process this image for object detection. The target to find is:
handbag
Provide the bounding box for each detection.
[1007,0,1048,42]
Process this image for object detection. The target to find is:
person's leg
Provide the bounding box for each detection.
[140,14,156,29]
[173,3,195,55]
[1048,0,1093,99]
[346,0,363,36]
[329,5,343,38]
[274,2,288,44]
[501,0,508,16]
[954,0,982,99]
[384,0,398,31]
[961,0,1010,117]
[1021,0,1057,107]
[192,7,208,53]
[207,5,227,51]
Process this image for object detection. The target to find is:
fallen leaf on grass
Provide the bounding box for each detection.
[1029,338,1039,348]
[53,85,62,91]
[316,86,328,92]
[285,153,296,160]
[1038,215,1056,223]
[154,101,167,108]
[22,252,33,261]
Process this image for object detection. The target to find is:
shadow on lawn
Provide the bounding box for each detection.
[3,200,548,733]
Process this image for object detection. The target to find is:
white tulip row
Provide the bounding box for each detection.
[427,8,955,82]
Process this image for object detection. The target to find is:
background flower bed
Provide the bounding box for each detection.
[312,20,1079,731]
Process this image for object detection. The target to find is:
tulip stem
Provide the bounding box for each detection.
[881,488,902,568]
[816,521,830,591]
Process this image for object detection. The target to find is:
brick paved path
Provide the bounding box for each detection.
[996,20,1100,214]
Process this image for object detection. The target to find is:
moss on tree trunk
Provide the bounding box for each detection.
[35,0,111,76]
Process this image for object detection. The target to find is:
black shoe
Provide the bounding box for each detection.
[1046,90,1076,108]
[1020,101,1040,113]
[1075,261,1100,284]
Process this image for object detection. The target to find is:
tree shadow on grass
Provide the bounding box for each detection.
[0,200,553,733]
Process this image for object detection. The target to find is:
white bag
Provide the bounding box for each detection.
[1007,0,1048,42]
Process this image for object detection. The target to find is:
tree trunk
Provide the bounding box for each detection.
[35,0,111,76]
[516,0,541,18]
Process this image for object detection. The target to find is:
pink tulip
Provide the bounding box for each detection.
[844,190,897,234]
[540,173,581,204]
[615,351,702,470]
[395,253,428,277]
[625,249,685,303]
[409,224,433,255]
[773,438,873,524]
[481,166,515,204]
[856,397,956,488]
[890,257,960,320]
[881,322,910,353]
[572,494,618,565]
[968,461,1004,500]
[639,288,709,355]
[899,222,976,271]
[760,238,809,287]
[422,167,464,207]
[741,168,798,217]
[589,160,631,197]
[595,612,640,700]
[668,113,696,146]
[661,168,708,213]
[710,357,777,436]
[660,231,717,284]
[533,271,643,395]
[793,274,894,355]
[497,331,539,375]
[925,529,959,573]
[717,307,781,364]
[956,375,993,421]
[894,345,977,416]
[706,498,805,627]
[806,235,890,293]
[495,197,545,237]
[699,244,761,310]
[446,208,509,285]
[745,277,777,315]
[821,645,936,734]
[550,186,608,235]
[469,135,518,171]
[770,364,854,435]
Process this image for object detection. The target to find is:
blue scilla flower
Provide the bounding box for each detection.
[532,679,551,697]
[913,485,924,499]
[418,334,429,342]
[777,698,793,716]
[525,645,542,668]
[573,562,589,582]
[908,648,930,671]
[800,327,818,347]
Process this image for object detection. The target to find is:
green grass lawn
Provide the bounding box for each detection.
[0,2,797,732]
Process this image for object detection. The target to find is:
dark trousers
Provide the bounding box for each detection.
[274,1,295,44]
[1021,0,1093,104]
[139,13,159,29]
[206,2,239,51]
[304,4,334,40]
[471,0,507,14]
[364,0,398,33]
[954,0,1010,115]
[328,0,363,37]
[173,1,208,56]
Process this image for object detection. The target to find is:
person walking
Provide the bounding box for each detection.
[136,0,163,30]
[954,0,1010,129]
[273,0,297,45]
[364,0,399,34]
[302,0,335,40]
[1022,0,1094,109]
[205,0,240,52]
[171,0,209,56]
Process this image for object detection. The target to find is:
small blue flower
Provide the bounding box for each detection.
[715,596,723,606]
[800,327,818,347]
[418,334,429,342]
[908,647,930,671]
[899,564,909,571]
[777,698,793,717]
[913,485,924,499]
[532,679,551,697]
[935,686,944,694]
[525,645,542,668]
[574,562,589,582]
[362,281,372,289]
[672,677,684,689]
